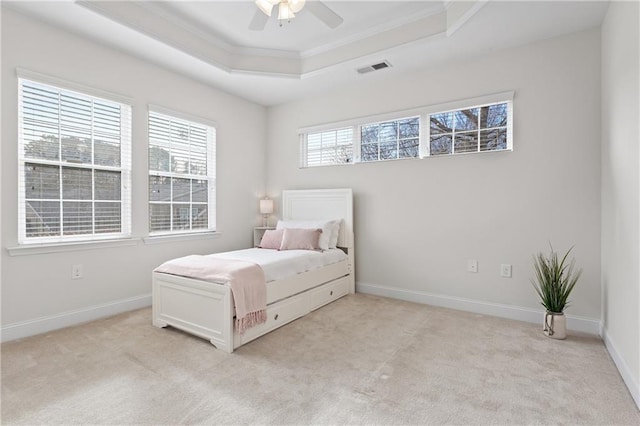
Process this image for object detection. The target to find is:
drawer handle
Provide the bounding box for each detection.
[274,313,279,320]
[330,291,333,296]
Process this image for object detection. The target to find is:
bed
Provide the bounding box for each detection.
[152,188,354,353]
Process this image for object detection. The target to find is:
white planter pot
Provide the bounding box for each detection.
[543,311,566,339]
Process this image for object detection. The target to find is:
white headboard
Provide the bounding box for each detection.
[282,188,353,249]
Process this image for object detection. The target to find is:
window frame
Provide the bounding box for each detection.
[147,105,217,236]
[17,70,133,245]
[357,115,421,163]
[298,91,513,168]
[424,97,513,157]
[300,127,355,167]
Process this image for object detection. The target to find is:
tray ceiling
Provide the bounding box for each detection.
[4,1,609,106]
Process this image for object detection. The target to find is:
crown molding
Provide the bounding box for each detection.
[64,1,484,78]
[299,4,446,58]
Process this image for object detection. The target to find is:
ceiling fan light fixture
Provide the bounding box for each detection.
[289,0,306,13]
[278,2,295,21]
[251,0,341,30]
[256,0,278,17]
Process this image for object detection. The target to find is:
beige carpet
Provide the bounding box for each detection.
[2,294,638,425]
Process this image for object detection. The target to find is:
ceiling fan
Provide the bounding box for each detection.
[250,0,344,30]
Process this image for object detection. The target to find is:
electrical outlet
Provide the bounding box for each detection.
[72,264,83,280]
[467,259,478,273]
[500,264,512,278]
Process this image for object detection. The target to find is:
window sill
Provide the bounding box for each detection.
[7,238,140,256]
[143,231,221,245]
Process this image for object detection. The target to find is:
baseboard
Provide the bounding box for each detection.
[355,282,601,335]
[1,294,152,343]
[602,327,640,410]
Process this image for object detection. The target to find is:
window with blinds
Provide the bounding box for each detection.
[18,78,132,244]
[301,127,354,167]
[148,110,216,235]
[298,93,513,167]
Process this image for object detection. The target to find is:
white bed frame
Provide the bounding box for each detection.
[152,188,354,353]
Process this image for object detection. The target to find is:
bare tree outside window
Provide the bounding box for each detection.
[360,117,419,162]
[300,96,511,167]
[429,102,509,156]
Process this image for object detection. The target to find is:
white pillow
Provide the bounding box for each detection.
[276,219,339,251]
[328,219,342,249]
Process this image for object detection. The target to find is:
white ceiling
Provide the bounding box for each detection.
[147,1,446,53]
[5,1,609,106]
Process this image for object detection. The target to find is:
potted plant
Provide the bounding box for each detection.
[531,245,582,339]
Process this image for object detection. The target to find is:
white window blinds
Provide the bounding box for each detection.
[18,78,132,244]
[148,109,216,234]
[301,127,354,167]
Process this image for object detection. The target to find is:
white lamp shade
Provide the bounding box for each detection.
[260,199,274,215]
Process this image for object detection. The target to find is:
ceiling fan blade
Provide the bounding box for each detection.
[306,1,344,29]
[249,8,270,31]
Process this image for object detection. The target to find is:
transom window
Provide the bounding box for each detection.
[18,77,132,243]
[303,128,353,167]
[148,109,216,235]
[360,117,420,162]
[299,92,513,167]
[429,103,509,156]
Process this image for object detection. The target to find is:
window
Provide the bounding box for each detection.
[302,128,353,167]
[360,117,420,162]
[18,77,132,244]
[148,109,216,235]
[428,102,510,156]
[299,92,513,167]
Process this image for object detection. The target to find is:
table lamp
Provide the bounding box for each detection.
[259,198,274,227]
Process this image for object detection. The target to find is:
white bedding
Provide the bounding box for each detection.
[208,248,347,283]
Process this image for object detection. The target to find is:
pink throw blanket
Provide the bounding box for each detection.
[154,255,267,334]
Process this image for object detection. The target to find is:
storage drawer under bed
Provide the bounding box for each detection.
[307,275,349,312]
[235,291,307,346]
[234,275,350,348]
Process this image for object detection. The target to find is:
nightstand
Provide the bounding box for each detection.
[254,226,276,247]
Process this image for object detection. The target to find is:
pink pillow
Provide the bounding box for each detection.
[279,228,322,251]
[259,229,284,249]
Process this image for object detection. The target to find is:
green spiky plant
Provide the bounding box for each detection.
[531,245,582,313]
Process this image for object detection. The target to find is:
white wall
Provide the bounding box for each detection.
[601,1,640,407]
[1,9,267,338]
[267,30,602,328]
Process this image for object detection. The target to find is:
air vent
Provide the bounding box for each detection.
[356,60,391,74]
